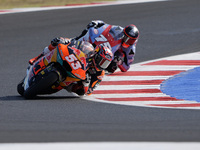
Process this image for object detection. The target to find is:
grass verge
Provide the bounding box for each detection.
[0,0,114,9]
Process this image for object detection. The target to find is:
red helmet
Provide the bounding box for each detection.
[122,24,139,48]
[93,45,113,71]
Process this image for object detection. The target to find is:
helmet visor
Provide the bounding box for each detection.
[123,35,137,46]
[95,54,111,70]
[78,41,94,58]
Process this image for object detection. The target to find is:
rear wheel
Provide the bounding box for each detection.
[23,72,59,99]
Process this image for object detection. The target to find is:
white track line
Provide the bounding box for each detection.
[1,142,200,150]
[103,76,171,81]
[96,85,160,90]
[93,93,170,98]
[128,65,198,71]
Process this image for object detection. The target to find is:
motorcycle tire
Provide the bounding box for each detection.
[23,71,59,99]
[17,78,25,96]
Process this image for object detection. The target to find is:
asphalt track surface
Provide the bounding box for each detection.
[0,0,200,143]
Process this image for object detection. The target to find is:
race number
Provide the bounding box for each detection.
[95,34,112,50]
[65,54,81,70]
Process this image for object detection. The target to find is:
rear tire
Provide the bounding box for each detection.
[23,72,59,99]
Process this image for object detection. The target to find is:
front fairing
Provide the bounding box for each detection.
[57,44,88,80]
[24,55,53,90]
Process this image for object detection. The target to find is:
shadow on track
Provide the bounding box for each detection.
[0,95,79,101]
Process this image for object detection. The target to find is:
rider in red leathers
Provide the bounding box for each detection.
[74,20,139,73]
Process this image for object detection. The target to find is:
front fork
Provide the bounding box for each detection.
[24,65,33,90]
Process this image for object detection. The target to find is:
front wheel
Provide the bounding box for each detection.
[23,71,59,99]
[17,78,25,96]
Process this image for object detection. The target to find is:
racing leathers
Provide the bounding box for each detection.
[75,20,138,73]
[66,61,105,96]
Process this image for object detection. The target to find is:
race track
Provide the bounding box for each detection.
[0,0,200,143]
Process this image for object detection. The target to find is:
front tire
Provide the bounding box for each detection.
[17,78,25,96]
[23,72,59,99]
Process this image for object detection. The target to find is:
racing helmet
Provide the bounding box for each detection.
[93,45,113,71]
[77,41,94,58]
[122,24,139,48]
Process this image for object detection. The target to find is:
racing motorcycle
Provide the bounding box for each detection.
[17,41,93,99]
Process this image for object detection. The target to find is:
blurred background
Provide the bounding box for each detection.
[0,0,114,9]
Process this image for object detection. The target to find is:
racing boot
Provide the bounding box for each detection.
[29,53,44,65]
[28,44,56,65]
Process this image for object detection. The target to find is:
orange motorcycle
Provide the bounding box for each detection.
[17,41,94,99]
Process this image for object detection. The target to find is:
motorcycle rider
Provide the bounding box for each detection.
[29,38,113,96]
[74,20,139,73]
[64,39,113,96]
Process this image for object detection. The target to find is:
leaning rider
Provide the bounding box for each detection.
[75,20,139,73]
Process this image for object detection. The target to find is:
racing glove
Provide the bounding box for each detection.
[44,37,71,54]
[82,73,91,86]
[51,37,69,46]
[81,73,91,95]
[51,37,60,47]
[106,61,118,74]
[113,51,125,65]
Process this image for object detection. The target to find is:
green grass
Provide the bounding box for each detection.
[0,0,114,9]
